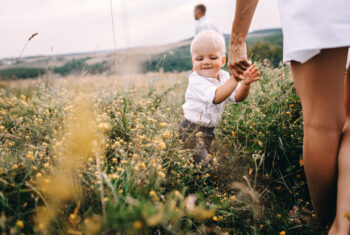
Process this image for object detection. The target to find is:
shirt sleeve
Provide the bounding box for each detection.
[188,75,217,105]
[229,82,241,104]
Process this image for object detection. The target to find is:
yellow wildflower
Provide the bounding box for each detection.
[119,159,127,164]
[132,153,139,158]
[133,220,142,229]
[26,151,34,160]
[195,131,203,137]
[159,122,167,128]
[162,130,171,139]
[98,122,110,131]
[111,173,118,179]
[16,220,24,228]
[158,141,166,150]
[299,158,304,167]
[157,171,166,179]
[113,141,121,148]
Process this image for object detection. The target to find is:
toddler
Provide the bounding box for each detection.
[179,30,259,163]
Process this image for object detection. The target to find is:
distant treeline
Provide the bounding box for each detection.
[0,59,110,79]
[53,58,109,76]
[0,67,46,80]
[142,46,193,73]
[142,33,283,73]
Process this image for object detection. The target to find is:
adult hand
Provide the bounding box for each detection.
[228,40,251,80]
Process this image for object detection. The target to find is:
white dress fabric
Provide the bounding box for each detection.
[182,70,240,128]
[277,0,350,63]
[195,16,220,35]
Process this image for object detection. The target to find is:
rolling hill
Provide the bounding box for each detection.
[0,28,283,79]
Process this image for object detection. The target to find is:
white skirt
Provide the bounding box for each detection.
[277,0,350,63]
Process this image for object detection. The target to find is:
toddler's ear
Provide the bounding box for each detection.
[222,56,226,66]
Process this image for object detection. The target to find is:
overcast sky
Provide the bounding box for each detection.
[0,0,281,59]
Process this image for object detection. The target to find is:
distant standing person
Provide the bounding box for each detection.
[194,4,220,35]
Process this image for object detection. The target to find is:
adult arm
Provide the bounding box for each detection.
[228,0,259,79]
[346,65,350,117]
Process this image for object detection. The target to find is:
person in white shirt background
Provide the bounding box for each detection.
[179,30,259,164]
[194,4,220,35]
[227,0,350,233]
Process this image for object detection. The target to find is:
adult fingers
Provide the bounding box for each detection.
[231,64,245,75]
[240,59,252,68]
[230,69,239,79]
[236,62,249,72]
[232,72,243,81]
[231,71,244,81]
[235,74,244,81]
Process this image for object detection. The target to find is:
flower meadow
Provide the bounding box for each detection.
[0,65,322,234]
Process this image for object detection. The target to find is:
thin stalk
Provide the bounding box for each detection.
[109,0,117,74]
[96,155,106,217]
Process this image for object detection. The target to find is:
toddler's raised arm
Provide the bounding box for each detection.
[213,77,240,104]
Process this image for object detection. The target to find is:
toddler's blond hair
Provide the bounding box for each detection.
[190,30,226,57]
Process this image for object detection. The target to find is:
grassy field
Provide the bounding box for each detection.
[0,64,324,234]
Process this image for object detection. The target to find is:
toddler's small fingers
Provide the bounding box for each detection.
[248,64,256,71]
[253,72,260,77]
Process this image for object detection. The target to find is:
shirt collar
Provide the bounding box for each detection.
[192,70,223,84]
[198,16,207,23]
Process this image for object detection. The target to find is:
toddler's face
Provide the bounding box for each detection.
[192,44,225,79]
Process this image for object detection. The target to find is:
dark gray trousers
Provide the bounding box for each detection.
[179,119,215,163]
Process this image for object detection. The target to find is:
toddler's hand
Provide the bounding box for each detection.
[242,64,259,85]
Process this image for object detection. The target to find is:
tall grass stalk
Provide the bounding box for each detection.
[109,0,117,74]
[16,33,38,65]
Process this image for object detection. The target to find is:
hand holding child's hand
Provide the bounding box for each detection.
[242,64,260,85]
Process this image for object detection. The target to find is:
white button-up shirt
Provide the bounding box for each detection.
[195,16,220,35]
[182,70,240,128]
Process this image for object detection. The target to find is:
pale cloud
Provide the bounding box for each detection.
[0,0,281,58]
